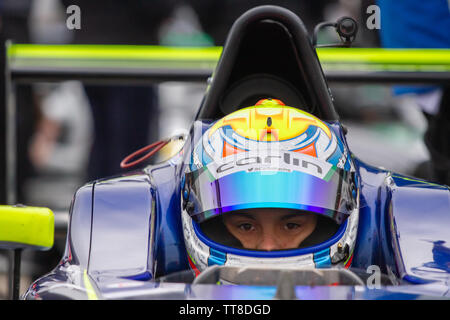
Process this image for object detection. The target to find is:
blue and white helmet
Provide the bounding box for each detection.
[181,100,360,275]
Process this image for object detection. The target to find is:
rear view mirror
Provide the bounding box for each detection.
[0,205,54,299]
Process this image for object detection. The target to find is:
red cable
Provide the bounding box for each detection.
[120,140,169,169]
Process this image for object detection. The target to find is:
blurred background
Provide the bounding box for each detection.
[0,0,449,299]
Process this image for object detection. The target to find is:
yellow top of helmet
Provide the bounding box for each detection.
[209,99,332,142]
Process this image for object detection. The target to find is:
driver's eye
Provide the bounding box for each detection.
[238,223,254,231]
[285,223,300,230]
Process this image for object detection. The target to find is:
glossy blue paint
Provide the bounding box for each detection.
[348,158,392,273]
[65,183,94,267]
[88,173,155,280]
[150,163,190,277]
[388,174,450,284]
[427,241,450,273]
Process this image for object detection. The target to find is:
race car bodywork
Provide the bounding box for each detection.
[23,6,450,300]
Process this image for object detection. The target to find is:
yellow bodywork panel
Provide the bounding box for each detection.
[0,205,54,250]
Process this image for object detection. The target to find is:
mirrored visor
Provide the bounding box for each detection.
[183,151,356,224]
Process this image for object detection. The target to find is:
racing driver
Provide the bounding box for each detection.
[181,98,359,273]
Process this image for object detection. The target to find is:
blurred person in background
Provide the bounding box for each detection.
[27,0,93,210]
[60,0,176,181]
[378,0,450,186]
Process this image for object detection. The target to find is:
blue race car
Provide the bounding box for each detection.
[20,5,450,300]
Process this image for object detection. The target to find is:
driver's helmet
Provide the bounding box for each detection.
[181,99,359,275]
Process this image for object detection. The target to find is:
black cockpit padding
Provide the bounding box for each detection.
[195,5,339,122]
[220,73,309,115]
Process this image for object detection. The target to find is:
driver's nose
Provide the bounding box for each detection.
[257,233,282,251]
